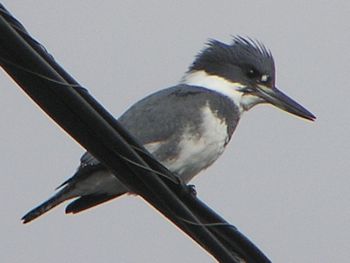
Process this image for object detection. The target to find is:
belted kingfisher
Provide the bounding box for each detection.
[22,36,315,223]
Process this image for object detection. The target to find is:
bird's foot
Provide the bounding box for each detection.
[186,184,197,197]
[175,176,197,197]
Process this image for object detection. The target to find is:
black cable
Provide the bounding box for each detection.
[0,4,271,262]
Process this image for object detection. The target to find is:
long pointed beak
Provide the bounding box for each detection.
[256,85,316,121]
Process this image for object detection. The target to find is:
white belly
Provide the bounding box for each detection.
[72,105,230,195]
[164,105,229,182]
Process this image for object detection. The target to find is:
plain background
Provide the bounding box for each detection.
[1,1,349,262]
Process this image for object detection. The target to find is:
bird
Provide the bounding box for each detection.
[22,36,315,223]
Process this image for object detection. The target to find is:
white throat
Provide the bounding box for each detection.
[181,70,262,112]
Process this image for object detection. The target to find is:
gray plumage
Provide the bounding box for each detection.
[119,85,240,160]
[22,85,240,223]
[22,36,315,223]
[189,37,275,86]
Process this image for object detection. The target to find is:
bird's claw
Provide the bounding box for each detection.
[174,174,197,197]
[186,184,197,196]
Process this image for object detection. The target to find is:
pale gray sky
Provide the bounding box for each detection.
[1,1,349,262]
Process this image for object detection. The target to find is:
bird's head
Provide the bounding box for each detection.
[183,36,315,121]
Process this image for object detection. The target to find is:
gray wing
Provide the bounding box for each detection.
[80,85,207,166]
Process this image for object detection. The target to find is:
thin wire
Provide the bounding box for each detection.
[114,149,179,184]
[0,56,84,89]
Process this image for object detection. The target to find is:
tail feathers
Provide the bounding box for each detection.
[65,193,123,214]
[22,191,71,224]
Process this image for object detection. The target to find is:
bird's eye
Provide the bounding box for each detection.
[246,68,259,79]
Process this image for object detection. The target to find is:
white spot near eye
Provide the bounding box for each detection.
[261,74,269,83]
